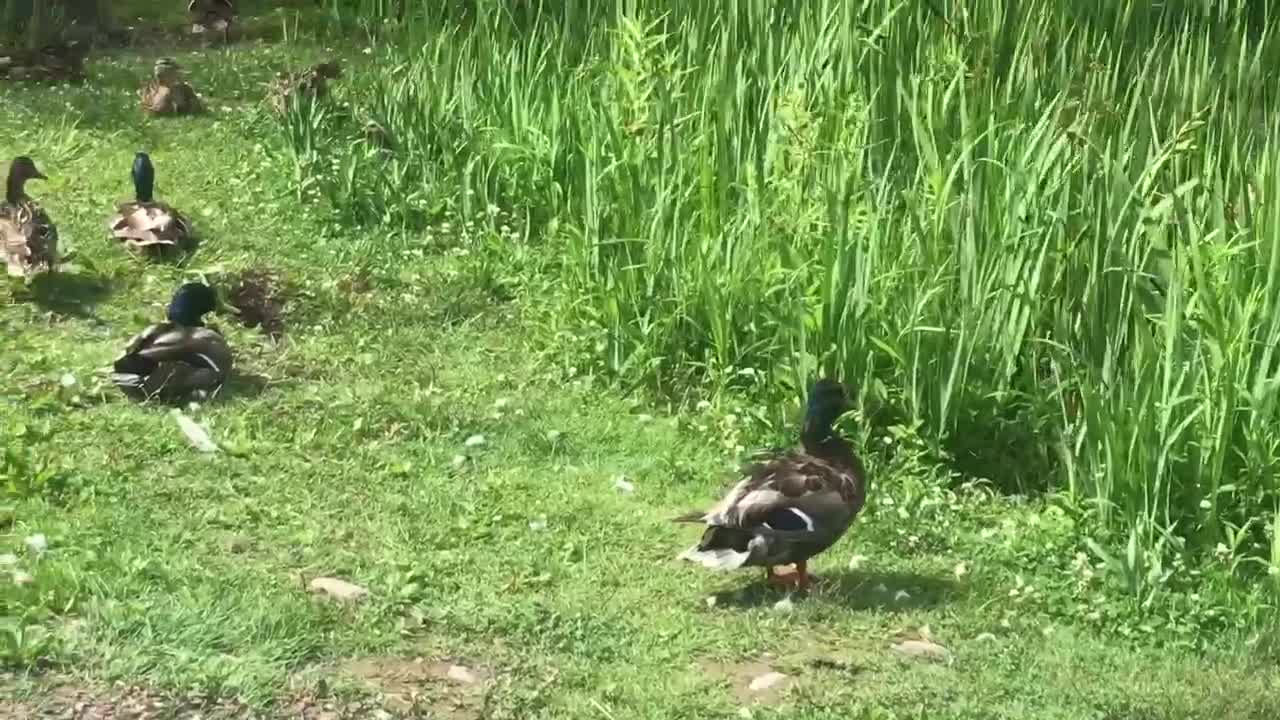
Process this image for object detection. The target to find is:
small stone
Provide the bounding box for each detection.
[847,554,867,570]
[528,517,547,531]
[464,434,486,448]
[772,596,794,613]
[748,671,789,692]
[451,454,467,468]
[612,476,635,494]
[546,430,562,442]
[891,639,951,661]
[446,665,478,685]
[493,398,510,409]
[59,373,77,387]
[308,577,370,602]
[893,589,912,603]
[954,562,970,580]
[975,632,997,642]
[636,414,654,424]
[705,595,718,608]
[24,534,48,554]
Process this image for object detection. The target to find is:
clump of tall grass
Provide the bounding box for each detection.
[274,0,1280,585]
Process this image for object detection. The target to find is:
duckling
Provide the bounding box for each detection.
[140,58,204,116]
[674,379,868,590]
[108,152,195,258]
[266,60,343,115]
[1,156,59,278]
[188,0,235,43]
[112,282,232,401]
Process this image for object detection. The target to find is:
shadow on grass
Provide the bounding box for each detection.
[23,269,113,318]
[709,568,961,612]
[223,370,272,400]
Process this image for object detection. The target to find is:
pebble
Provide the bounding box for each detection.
[308,577,370,602]
[748,671,789,692]
[890,639,951,661]
[446,664,478,685]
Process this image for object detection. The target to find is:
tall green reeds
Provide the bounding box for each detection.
[279,0,1280,577]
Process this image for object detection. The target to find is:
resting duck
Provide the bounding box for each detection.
[112,282,233,401]
[140,58,203,116]
[1,156,59,277]
[108,152,195,258]
[188,0,235,43]
[266,60,342,115]
[675,378,868,590]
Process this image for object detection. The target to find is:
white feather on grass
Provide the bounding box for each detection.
[171,409,219,453]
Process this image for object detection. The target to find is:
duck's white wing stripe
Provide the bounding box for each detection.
[193,352,221,373]
[783,507,816,532]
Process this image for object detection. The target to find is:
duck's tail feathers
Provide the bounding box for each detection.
[678,546,750,570]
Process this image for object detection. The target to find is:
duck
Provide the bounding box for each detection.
[140,58,203,116]
[188,0,235,43]
[108,152,195,258]
[1,156,59,278]
[111,282,233,402]
[674,378,868,590]
[266,60,343,115]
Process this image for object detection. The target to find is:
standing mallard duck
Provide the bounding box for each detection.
[188,0,235,43]
[266,60,342,115]
[140,58,203,116]
[2,156,59,278]
[674,379,868,590]
[108,152,195,258]
[112,282,233,401]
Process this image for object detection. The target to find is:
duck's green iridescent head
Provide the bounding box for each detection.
[168,282,218,326]
[802,377,850,443]
[132,152,155,203]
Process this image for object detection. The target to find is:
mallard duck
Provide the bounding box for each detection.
[674,378,868,590]
[188,0,235,43]
[2,156,59,278]
[266,60,342,115]
[108,152,195,258]
[140,58,203,116]
[0,40,88,82]
[112,282,233,401]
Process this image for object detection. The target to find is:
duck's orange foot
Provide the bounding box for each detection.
[765,562,818,591]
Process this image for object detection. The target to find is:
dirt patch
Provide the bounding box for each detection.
[0,682,254,720]
[695,657,796,706]
[225,268,289,340]
[339,655,493,718]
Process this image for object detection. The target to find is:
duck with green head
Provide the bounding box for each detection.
[112,282,233,401]
[108,152,195,258]
[674,378,868,590]
[2,156,59,277]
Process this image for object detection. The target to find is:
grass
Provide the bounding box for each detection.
[1,1,1280,718]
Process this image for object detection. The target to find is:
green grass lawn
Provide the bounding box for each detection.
[3,4,1280,719]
